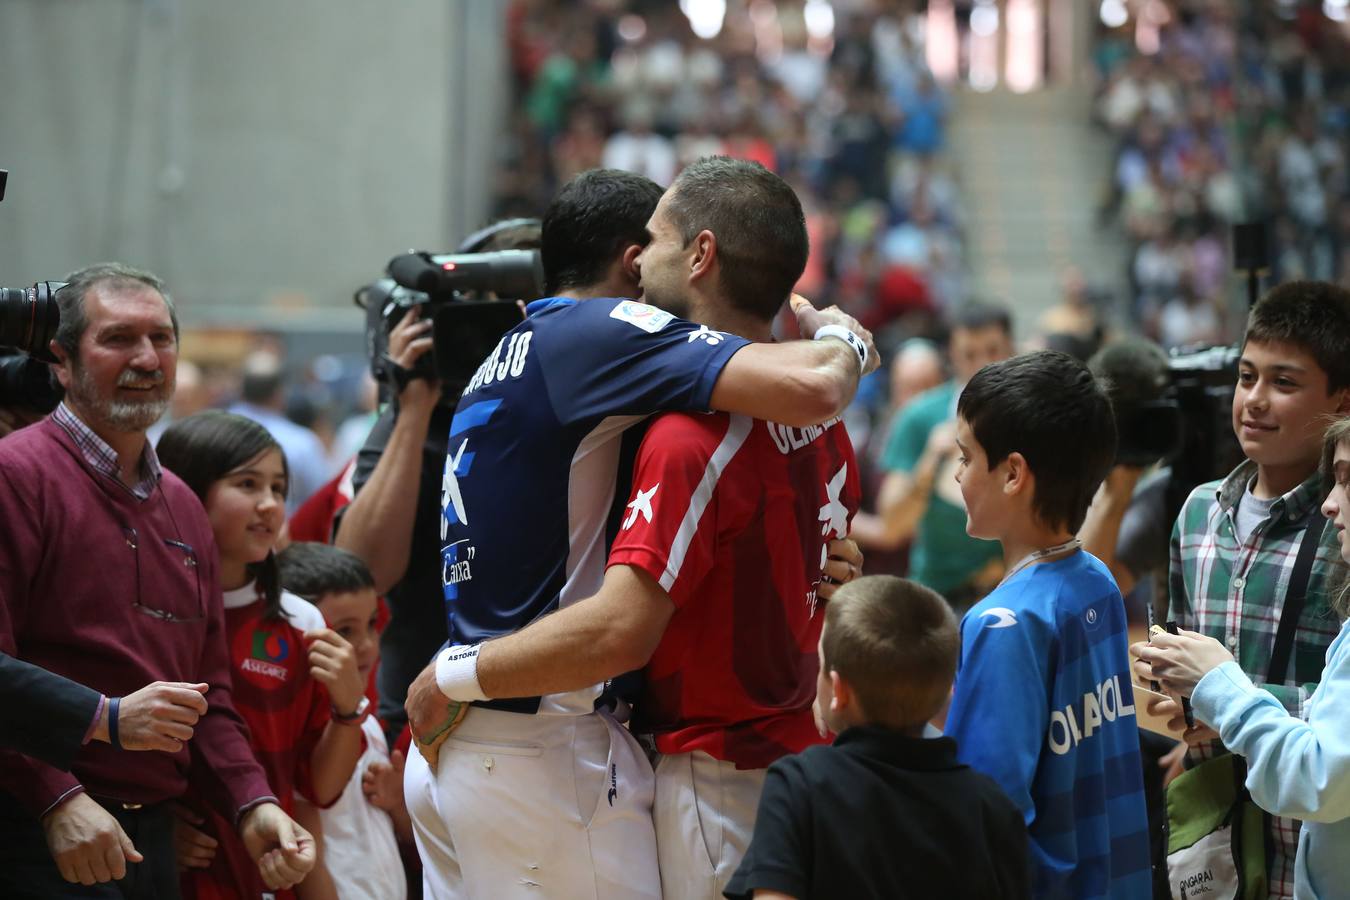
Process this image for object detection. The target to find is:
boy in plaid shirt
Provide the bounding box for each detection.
[1147,281,1350,898]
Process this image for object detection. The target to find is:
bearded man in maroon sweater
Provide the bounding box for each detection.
[0,263,315,899]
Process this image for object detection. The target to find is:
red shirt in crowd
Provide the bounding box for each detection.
[608,411,860,770]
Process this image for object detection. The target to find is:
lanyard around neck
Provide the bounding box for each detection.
[1002,538,1082,585]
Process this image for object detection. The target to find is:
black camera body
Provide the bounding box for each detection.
[0,281,67,413]
[357,248,544,404]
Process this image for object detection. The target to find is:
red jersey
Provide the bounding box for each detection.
[608,411,860,769]
[183,588,332,900]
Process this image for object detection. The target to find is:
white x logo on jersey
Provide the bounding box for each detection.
[818,462,849,539]
[440,439,470,539]
[623,483,660,530]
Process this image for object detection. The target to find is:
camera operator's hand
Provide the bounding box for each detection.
[0,405,44,440]
[1102,463,1145,503]
[789,294,879,376]
[388,306,439,414]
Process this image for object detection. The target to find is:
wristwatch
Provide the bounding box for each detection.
[332,696,371,727]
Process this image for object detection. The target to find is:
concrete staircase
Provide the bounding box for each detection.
[949,84,1129,339]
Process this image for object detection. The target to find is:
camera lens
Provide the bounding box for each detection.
[0,283,62,360]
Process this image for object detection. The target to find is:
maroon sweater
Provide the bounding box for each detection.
[0,419,271,818]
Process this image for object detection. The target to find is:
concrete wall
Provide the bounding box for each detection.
[0,0,507,331]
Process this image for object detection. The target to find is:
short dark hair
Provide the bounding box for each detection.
[277,542,375,603]
[822,576,958,730]
[958,350,1117,533]
[463,218,542,253]
[950,300,1012,337]
[1245,280,1350,392]
[666,156,808,322]
[1088,337,1170,410]
[55,262,178,361]
[541,169,663,296]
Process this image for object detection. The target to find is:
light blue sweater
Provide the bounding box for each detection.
[1192,619,1350,900]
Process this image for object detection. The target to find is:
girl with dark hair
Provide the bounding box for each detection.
[158,411,367,900]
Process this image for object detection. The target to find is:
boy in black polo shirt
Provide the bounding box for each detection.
[724,575,1028,900]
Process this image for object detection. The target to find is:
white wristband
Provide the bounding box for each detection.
[435,644,488,702]
[813,324,868,372]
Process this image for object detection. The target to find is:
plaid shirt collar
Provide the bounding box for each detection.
[52,402,162,500]
[1214,458,1326,528]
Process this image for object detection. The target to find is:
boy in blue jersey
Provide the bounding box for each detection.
[944,350,1151,899]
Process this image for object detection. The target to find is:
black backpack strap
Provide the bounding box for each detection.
[1266,514,1327,685]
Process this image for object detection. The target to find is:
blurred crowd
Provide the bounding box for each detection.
[12,2,1350,899]
[496,0,963,335]
[1094,0,1350,350]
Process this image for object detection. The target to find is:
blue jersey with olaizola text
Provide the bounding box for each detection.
[439,297,750,715]
[945,551,1151,900]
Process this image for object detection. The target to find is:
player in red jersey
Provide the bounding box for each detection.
[612,412,858,770]
[420,157,867,899]
[611,406,859,898]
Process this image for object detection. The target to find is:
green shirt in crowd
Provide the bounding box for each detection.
[879,381,1001,595]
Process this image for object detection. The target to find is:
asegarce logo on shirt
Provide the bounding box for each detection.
[233,627,290,687]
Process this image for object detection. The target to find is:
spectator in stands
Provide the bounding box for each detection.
[230,351,329,513]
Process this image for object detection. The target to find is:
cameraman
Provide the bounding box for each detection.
[1080,337,1175,622]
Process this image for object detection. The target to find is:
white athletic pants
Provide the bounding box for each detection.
[404,707,660,900]
[652,751,767,900]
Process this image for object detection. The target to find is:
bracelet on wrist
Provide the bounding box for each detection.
[332,696,371,727]
[812,324,868,372]
[108,697,122,750]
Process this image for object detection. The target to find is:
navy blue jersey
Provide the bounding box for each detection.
[440,297,750,714]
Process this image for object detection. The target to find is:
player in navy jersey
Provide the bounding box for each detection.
[401,161,876,900]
